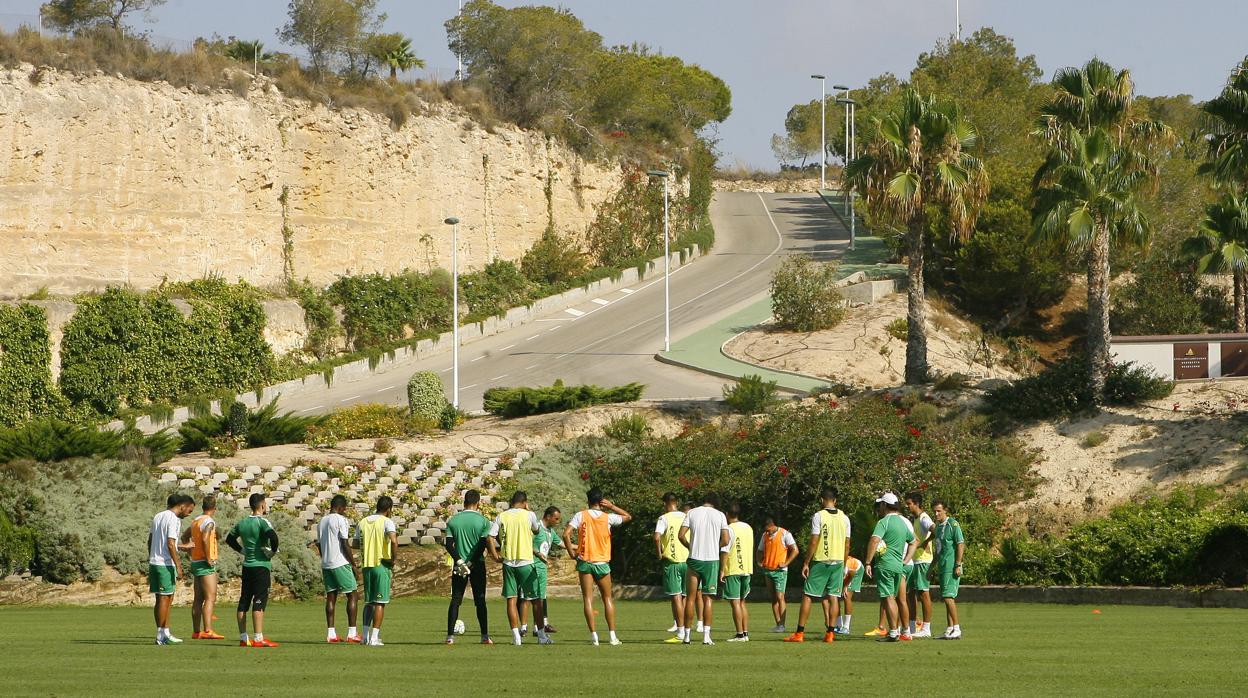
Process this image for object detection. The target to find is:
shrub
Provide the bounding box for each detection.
[1103,362,1174,405]
[226,401,249,439]
[932,372,971,392]
[461,260,537,320]
[907,402,941,427]
[770,256,845,332]
[438,403,466,431]
[289,280,341,359]
[0,303,68,428]
[603,414,651,443]
[406,371,448,421]
[178,399,321,453]
[305,403,436,444]
[521,228,589,287]
[885,317,908,341]
[206,436,240,459]
[373,438,393,454]
[722,375,781,414]
[0,458,320,593]
[579,397,1026,583]
[1080,430,1109,449]
[0,509,35,575]
[983,357,1172,422]
[483,381,645,418]
[0,419,176,465]
[327,271,451,350]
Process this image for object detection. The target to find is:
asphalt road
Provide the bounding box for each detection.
[273,191,851,415]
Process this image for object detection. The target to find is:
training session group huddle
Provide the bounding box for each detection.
[147,484,967,647]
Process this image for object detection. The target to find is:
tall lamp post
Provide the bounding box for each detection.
[837,96,858,250]
[444,217,461,408]
[646,170,671,352]
[833,84,850,216]
[811,74,826,190]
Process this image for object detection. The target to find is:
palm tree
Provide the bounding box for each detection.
[1032,58,1171,400]
[1032,128,1152,396]
[224,40,274,72]
[1201,57,1248,189]
[844,89,989,383]
[1183,194,1248,330]
[368,34,424,81]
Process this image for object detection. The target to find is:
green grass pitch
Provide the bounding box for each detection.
[2,599,1244,696]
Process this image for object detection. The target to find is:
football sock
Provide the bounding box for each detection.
[590,631,599,644]
[888,628,899,638]
[844,615,852,631]
[348,626,358,638]
[521,624,528,633]
[327,627,337,641]
[362,625,371,642]
[369,628,380,644]
[677,626,687,640]
[254,633,264,642]
[609,630,618,643]
[703,626,712,642]
[909,621,917,634]
[239,633,249,643]
[512,628,522,644]
[795,625,805,633]
[543,617,549,626]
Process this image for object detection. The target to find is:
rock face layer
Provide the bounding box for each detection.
[0,65,620,297]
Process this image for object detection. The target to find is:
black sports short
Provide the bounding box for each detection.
[238,566,271,612]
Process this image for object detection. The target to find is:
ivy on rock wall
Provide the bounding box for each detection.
[0,304,66,427]
[60,281,274,415]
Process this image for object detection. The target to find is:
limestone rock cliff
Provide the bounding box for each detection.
[0,64,620,297]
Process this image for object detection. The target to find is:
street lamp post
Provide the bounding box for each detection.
[444,217,461,408]
[647,170,671,352]
[811,75,826,190]
[837,96,859,250]
[834,84,850,217]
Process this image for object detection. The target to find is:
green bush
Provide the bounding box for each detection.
[461,260,537,320]
[289,280,341,359]
[770,256,846,332]
[603,414,651,443]
[578,397,1025,583]
[521,228,589,287]
[0,419,176,465]
[907,402,941,427]
[988,487,1248,587]
[722,374,780,414]
[0,509,35,575]
[327,270,452,350]
[438,403,466,431]
[886,317,908,341]
[1080,430,1108,449]
[483,380,645,418]
[0,303,68,428]
[304,403,436,444]
[985,359,1173,421]
[177,399,321,453]
[226,401,249,439]
[60,282,274,415]
[406,371,448,421]
[0,458,319,593]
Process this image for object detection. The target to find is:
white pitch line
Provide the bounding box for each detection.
[565,308,585,317]
[591,298,610,306]
[499,344,516,351]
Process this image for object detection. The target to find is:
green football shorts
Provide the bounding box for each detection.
[662,560,688,596]
[939,564,961,599]
[502,563,539,599]
[763,568,788,594]
[875,564,904,598]
[687,559,720,594]
[907,562,931,592]
[722,574,751,600]
[363,565,392,604]
[847,564,865,593]
[525,562,548,601]
[190,560,217,578]
[802,560,844,598]
[148,564,177,595]
[576,560,611,579]
[322,564,358,594]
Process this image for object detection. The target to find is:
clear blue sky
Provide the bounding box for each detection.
[5,0,1246,168]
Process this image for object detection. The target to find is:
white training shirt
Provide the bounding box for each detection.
[756,528,797,551]
[915,511,935,556]
[317,512,352,570]
[653,510,686,534]
[680,505,729,562]
[568,509,624,530]
[148,509,182,566]
[490,508,541,567]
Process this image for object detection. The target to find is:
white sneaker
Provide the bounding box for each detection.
[609,637,623,646]
[164,634,183,644]
[727,635,749,642]
[947,627,962,639]
[539,635,554,645]
[770,624,786,633]
[914,626,932,638]
[702,638,715,646]
[370,639,385,647]
[591,638,600,646]
[696,622,705,633]
[666,622,679,632]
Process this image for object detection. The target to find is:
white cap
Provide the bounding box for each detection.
[875,492,899,505]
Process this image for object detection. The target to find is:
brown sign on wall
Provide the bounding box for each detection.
[1174,343,1209,380]
[1222,343,1248,377]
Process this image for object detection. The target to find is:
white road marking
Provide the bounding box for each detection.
[345,394,362,400]
[499,344,516,351]
[440,368,452,374]
[470,356,484,362]
[565,308,585,317]
[525,364,538,370]
[553,193,785,360]
[527,335,541,341]
[490,374,508,380]
[535,319,565,322]
[591,298,610,306]
[300,405,324,412]
[462,383,478,389]
[619,288,635,295]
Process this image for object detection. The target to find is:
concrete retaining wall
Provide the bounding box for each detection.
[120,244,702,432]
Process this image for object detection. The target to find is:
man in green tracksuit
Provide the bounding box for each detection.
[864,492,917,643]
[932,499,966,640]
